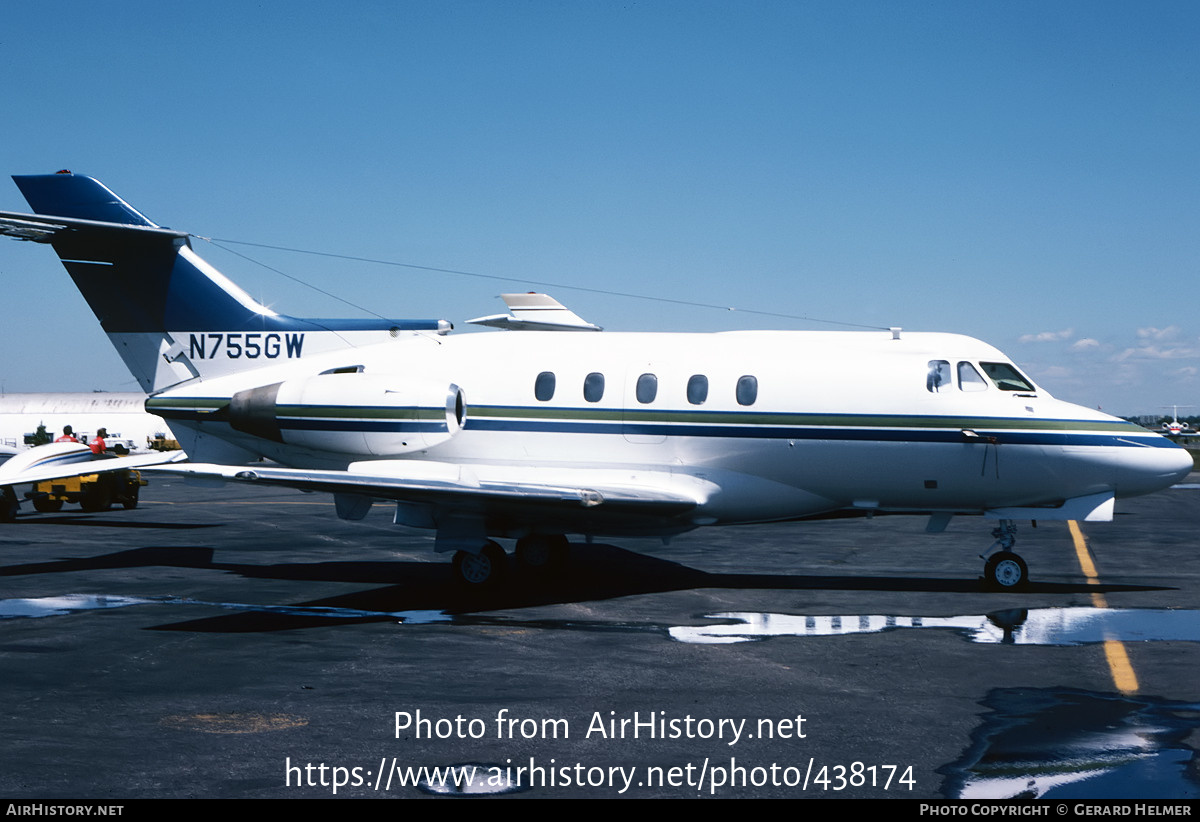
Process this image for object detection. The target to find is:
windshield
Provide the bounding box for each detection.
[979,362,1036,392]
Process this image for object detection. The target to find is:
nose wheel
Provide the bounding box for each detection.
[982,519,1029,590]
[984,551,1028,590]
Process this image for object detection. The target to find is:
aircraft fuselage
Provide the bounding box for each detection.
[146,327,1189,535]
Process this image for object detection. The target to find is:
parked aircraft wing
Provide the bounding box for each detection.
[149,460,705,522]
[0,442,186,488]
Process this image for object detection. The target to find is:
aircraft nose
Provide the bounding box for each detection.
[1115,443,1194,497]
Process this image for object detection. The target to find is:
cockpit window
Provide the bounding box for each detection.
[927,360,951,393]
[957,361,988,392]
[980,362,1036,392]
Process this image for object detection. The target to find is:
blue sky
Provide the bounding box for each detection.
[1,1,1197,415]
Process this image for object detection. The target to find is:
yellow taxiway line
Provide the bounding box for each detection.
[1068,520,1138,695]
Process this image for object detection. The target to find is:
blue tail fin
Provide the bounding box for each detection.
[7,173,446,393]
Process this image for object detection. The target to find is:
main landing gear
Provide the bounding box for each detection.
[981,519,1029,591]
[452,534,570,588]
[452,541,507,587]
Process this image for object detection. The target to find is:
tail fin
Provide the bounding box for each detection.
[4,172,447,393]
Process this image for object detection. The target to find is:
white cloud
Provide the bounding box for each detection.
[1070,338,1101,350]
[1113,344,1200,362]
[1018,328,1074,343]
[1136,325,1181,341]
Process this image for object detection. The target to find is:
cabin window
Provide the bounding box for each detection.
[957,361,988,392]
[687,374,709,405]
[980,362,1036,392]
[584,372,605,402]
[736,375,758,406]
[535,371,556,401]
[927,360,951,393]
[636,373,657,404]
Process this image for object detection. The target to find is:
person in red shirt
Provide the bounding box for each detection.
[90,427,108,455]
[55,425,79,443]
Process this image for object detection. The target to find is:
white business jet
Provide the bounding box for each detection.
[0,172,1190,589]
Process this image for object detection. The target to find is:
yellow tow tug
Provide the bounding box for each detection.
[31,469,146,513]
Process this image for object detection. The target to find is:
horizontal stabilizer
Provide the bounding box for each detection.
[0,210,189,244]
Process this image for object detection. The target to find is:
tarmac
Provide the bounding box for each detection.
[1,473,1198,799]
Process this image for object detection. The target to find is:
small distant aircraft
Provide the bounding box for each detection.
[1159,405,1194,438]
[0,172,1192,589]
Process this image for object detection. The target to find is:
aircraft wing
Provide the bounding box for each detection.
[467,293,602,332]
[148,460,706,524]
[0,443,186,488]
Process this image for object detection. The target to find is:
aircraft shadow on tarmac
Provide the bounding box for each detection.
[0,542,1168,634]
[8,515,220,530]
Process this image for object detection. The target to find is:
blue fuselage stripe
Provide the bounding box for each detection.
[462,418,1170,447]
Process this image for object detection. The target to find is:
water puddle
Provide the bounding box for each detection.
[413,762,530,796]
[0,594,156,619]
[0,593,451,625]
[940,688,1200,799]
[668,607,1200,645]
[7,596,1200,653]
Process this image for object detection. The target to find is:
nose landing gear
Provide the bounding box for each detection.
[982,519,1028,590]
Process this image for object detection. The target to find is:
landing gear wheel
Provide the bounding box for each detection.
[80,483,112,513]
[33,496,64,513]
[453,541,507,587]
[515,534,568,571]
[984,552,1029,591]
[0,488,18,523]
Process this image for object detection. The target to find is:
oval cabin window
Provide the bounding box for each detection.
[736,375,758,406]
[584,372,605,403]
[636,373,657,404]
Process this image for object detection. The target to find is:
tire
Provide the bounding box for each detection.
[122,485,140,510]
[453,541,507,587]
[985,552,1029,591]
[33,497,64,513]
[0,488,17,523]
[515,534,569,570]
[79,484,112,513]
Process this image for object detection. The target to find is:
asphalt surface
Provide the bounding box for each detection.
[1,473,1198,799]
